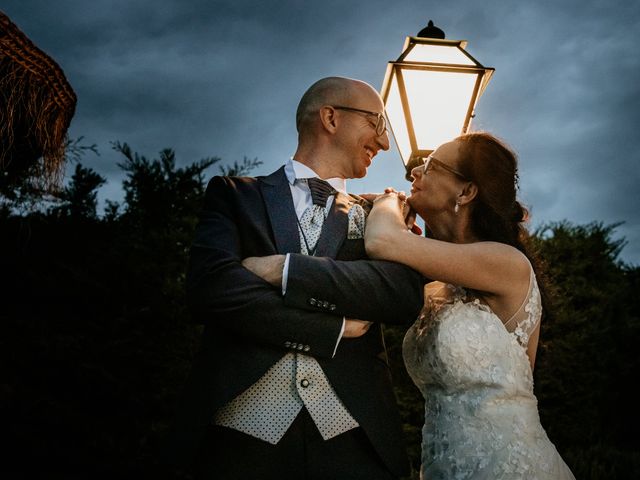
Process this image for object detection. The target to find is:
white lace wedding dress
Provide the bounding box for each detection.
[403,266,575,479]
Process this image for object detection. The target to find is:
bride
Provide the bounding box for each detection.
[364,132,575,479]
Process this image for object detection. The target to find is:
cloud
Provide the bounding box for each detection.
[3,0,639,264]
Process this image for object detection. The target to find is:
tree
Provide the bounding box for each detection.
[218,156,263,177]
[0,136,98,218]
[50,163,106,219]
[113,142,218,227]
[531,222,639,479]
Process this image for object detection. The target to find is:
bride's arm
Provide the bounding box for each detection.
[364,193,529,298]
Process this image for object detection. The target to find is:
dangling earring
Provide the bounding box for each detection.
[454,200,460,214]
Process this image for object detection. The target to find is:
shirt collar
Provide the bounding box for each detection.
[284,157,347,194]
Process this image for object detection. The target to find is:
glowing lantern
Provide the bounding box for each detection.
[381,20,494,177]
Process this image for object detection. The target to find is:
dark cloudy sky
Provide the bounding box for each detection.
[4,0,640,264]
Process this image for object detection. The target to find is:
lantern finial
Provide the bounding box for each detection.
[417,20,445,39]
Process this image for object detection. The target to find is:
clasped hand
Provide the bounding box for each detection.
[361,188,421,235]
[361,189,421,261]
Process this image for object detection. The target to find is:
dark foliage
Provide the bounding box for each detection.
[1,145,638,478]
[1,144,217,478]
[532,222,640,478]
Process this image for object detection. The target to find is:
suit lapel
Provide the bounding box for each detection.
[314,192,349,257]
[259,166,301,254]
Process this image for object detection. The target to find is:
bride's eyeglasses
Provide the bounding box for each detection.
[423,155,469,181]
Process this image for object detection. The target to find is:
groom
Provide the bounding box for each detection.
[171,76,423,479]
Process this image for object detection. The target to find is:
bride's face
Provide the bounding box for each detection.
[408,139,468,219]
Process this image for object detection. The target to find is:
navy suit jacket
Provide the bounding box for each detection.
[170,166,424,476]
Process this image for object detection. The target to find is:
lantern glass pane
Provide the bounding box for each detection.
[402,69,479,150]
[404,44,476,66]
[385,72,412,166]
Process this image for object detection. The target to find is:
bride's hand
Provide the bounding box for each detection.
[373,187,416,230]
[365,191,409,259]
[381,188,422,235]
[359,188,403,205]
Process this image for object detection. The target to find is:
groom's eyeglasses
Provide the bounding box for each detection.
[331,105,387,136]
[423,155,469,181]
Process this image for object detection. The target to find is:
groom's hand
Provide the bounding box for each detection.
[343,319,372,338]
[358,193,380,203]
[404,206,422,235]
[242,255,285,287]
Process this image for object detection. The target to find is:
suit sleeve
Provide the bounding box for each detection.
[186,176,343,358]
[284,254,424,325]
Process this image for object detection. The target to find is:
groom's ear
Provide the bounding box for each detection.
[458,182,478,206]
[319,106,338,134]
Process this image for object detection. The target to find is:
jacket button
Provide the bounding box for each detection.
[300,379,309,388]
[329,304,336,311]
[309,298,317,306]
[284,341,291,348]
[303,345,310,352]
[291,342,298,349]
[322,301,329,308]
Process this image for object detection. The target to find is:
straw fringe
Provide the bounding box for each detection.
[0,10,77,189]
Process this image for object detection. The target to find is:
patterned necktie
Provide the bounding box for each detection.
[307,177,336,207]
[297,178,336,255]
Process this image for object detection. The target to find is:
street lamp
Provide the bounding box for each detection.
[381,20,494,179]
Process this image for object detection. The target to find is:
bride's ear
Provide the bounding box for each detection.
[458,182,478,206]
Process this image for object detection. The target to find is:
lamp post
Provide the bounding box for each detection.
[381,20,494,180]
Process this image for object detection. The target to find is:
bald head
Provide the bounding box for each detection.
[295,77,380,135]
[292,76,388,179]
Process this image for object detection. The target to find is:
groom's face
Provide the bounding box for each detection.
[334,87,390,179]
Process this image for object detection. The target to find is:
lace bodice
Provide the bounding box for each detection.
[403,266,575,479]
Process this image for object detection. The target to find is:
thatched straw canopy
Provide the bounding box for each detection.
[0,10,77,188]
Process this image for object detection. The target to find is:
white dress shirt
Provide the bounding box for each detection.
[282,157,346,355]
